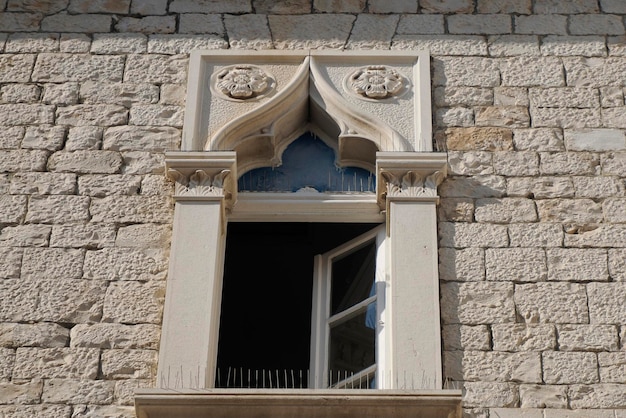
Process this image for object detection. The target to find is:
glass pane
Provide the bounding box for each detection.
[329,307,376,387]
[331,241,376,315]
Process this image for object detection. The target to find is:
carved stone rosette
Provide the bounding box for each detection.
[347,66,406,99]
[213,65,273,100]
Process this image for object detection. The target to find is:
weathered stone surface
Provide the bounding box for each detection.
[531,107,601,129]
[441,282,515,324]
[547,249,608,281]
[48,151,122,174]
[114,379,151,405]
[368,0,416,12]
[101,349,157,379]
[565,225,626,248]
[346,14,398,50]
[393,35,488,56]
[13,347,99,379]
[488,35,540,57]
[564,129,626,152]
[531,87,600,108]
[558,325,619,352]
[540,152,600,175]
[602,152,626,175]
[121,151,165,175]
[269,15,355,49]
[129,104,184,127]
[543,351,598,384]
[1,84,41,103]
[463,382,519,408]
[70,324,160,349]
[21,247,83,280]
[507,176,574,199]
[588,283,626,324]
[436,107,474,127]
[36,279,107,323]
[32,54,123,83]
[446,152,494,176]
[90,196,171,223]
[513,128,564,151]
[0,323,69,348]
[103,126,179,152]
[439,247,485,281]
[0,55,35,83]
[180,13,224,35]
[448,14,511,35]
[541,36,607,57]
[56,104,128,126]
[0,126,24,149]
[41,82,79,105]
[5,33,58,53]
[433,57,500,87]
[515,15,567,35]
[438,197,474,222]
[0,195,27,224]
[609,249,626,281]
[170,0,250,13]
[115,16,176,34]
[478,0,530,13]
[59,33,91,53]
[0,381,42,405]
[147,34,227,54]
[141,175,172,196]
[43,378,114,405]
[0,224,51,247]
[535,0,599,13]
[439,222,509,248]
[445,350,541,383]
[444,127,512,151]
[598,352,626,383]
[7,0,68,13]
[536,199,603,224]
[78,174,141,197]
[68,0,130,13]
[492,324,556,351]
[396,15,444,34]
[21,125,65,151]
[0,347,14,380]
[442,325,490,351]
[49,223,116,248]
[71,404,136,417]
[434,88,493,108]
[475,198,537,223]
[91,33,147,54]
[26,195,90,224]
[600,86,623,106]
[103,281,165,324]
[494,87,529,106]
[0,404,72,417]
[83,248,167,281]
[80,82,158,108]
[564,57,626,87]
[573,176,623,199]
[66,126,102,151]
[515,283,589,323]
[486,248,546,282]
[519,384,567,408]
[41,13,112,32]
[124,55,189,84]
[0,247,22,279]
[421,0,473,13]
[223,14,272,50]
[604,198,626,223]
[10,172,76,195]
[159,84,186,106]
[115,223,171,248]
[570,14,624,36]
[500,57,564,87]
[0,104,55,125]
[569,384,626,408]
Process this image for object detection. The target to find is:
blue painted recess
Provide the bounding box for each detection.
[238,133,376,193]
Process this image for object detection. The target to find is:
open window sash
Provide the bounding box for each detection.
[309,225,387,389]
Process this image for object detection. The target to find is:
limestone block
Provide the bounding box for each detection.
[602,152,626,175]
[437,197,475,222]
[573,176,623,199]
[492,324,556,351]
[103,281,165,324]
[444,127,512,151]
[121,151,165,175]
[0,84,41,103]
[90,196,171,223]
[0,54,35,83]
[80,82,159,108]
[32,54,123,83]
[68,0,130,13]
[0,224,51,247]
[78,174,141,197]
[141,175,172,196]
[558,325,619,352]
[487,35,540,57]
[500,57,564,87]
[439,247,485,282]
[475,198,537,223]
[448,14,511,35]
[160,84,186,106]
[515,15,567,35]
[609,249,626,281]
[486,248,546,282]
[432,57,500,87]
[56,104,128,127]
[103,126,179,152]
[26,195,90,224]
[0,195,27,224]
[543,351,598,384]
[0,247,22,279]
[115,16,176,34]
[396,15,444,35]
[493,151,539,176]
[565,225,626,248]
[0,126,24,149]
[71,405,136,417]
[43,379,114,404]
[129,105,183,127]
[507,176,574,199]
[570,14,624,36]
[463,382,518,408]
[446,152,494,176]
[598,352,626,383]
[530,88,600,108]
[10,172,76,195]
[0,381,42,405]
[536,199,603,224]
[540,152,600,175]
[0,405,71,417]
[564,57,626,88]
[420,0,473,13]
[434,88,493,108]
[600,86,623,106]
[48,150,122,174]
[544,410,615,418]
[588,283,626,324]
[70,324,160,349]
[21,247,83,280]
[6,33,58,53]
[21,125,66,151]
[535,0,599,13]
[393,35,488,56]
[436,107,474,127]
[313,0,365,12]
[440,282,515,324]
[541,36,607,57]
[519,384,567,408]
[49,223,116,248]
[531,107,601,129]
[610,36,626,55]
[494,87,529,106]
[269,15,355,50]
[445,350,541,383]
[170,0,251,12]
[513,128,564,151]
[66,126,102,151]
[115,379,152,405]
[367,0,416,12]
[515,283,589,323]
[41,13,112,33]
[0,323,69,348]
[439,222,509,248]
[476,106,530,128]
[569,384,626,408]
[102,349,157,379]
[547,249,608,282]
[180,13,224,35]
[6,0,68,13]
[478,0,531,13]
[115,224,171,248]
[13,347,99,379]
[83,247,167,281]
[36,279,107,323]
[131,0,168,15]
[147,34,228,54]
[42,82,79,105]
[223,14,272,50]
[0,347,14,380]
[125,55,189,85]
[346,14,398,50]
[442,325,490,351]
[90,33,146,55]
[515,221,562,246]
[602,107,626,129]
[0,104,55,125]
[60,33,91,53]
[603,0,626,13]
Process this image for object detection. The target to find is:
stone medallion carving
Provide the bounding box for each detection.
[345,66,407,100]
[212,65,274,101]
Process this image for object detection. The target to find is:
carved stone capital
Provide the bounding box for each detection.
[165,152,237,208]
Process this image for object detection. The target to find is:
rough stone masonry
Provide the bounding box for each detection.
[0,0,625,417]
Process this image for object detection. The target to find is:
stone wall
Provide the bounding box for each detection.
[0,0,625,417]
